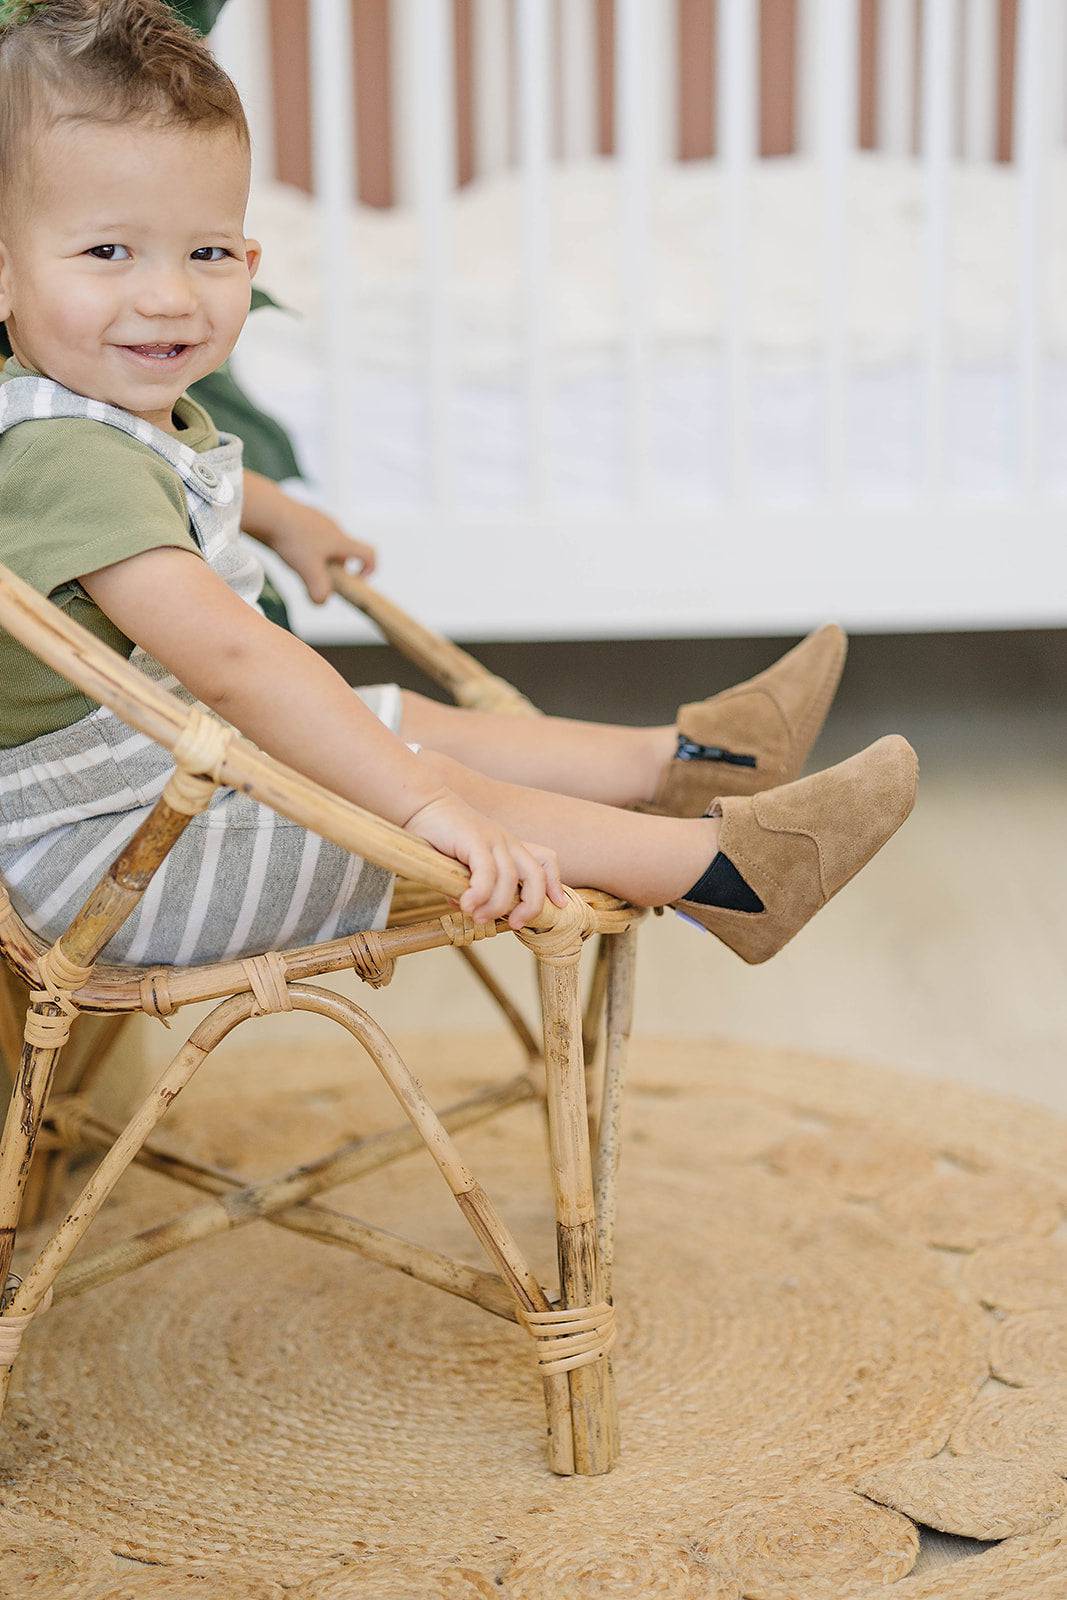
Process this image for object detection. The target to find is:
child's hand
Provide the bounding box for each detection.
[402,790,567,930]
[241,472,377,602]
[266,499,377,603]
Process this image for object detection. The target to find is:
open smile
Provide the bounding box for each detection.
[115,342,200,369]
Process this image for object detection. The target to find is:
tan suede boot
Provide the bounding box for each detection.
[673,734,918,964]
[643,623,848,816]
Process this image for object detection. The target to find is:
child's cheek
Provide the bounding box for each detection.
[47,273,116,353]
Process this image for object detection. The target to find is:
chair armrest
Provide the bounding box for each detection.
[330,566,541,719]
[0,563,572,925]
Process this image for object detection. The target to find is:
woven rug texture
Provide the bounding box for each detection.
[3,1029,1067,1599]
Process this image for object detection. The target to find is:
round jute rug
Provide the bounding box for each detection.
[3,1029,1067,1599]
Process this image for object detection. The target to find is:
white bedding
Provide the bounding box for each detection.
[242,152,1067,375]
[231,154,1066,638]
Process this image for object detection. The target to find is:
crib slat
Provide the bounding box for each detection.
[1015,0,1045,496]
[719,0,757,502]
[517,0,552,506]
[921,0,954,498]
[310,0,357,510]
[963,0,997,162]
[474,0,511,180]
[817,0,857,499]
[878,0,914,156]
[618,0,655,506]
[416,0,457,509]
[211,0,276,186]
[559,0,598,160]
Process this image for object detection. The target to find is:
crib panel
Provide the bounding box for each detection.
[208,2,1064,641]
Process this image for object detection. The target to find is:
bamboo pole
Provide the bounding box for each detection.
[581,935,611,1133]
[0,967,24,1091]
[0,1037,63,1293]
[534,946,617,1475]
[581,935,610,1063]
[0,886,636,1017]
[593,923,637,1302]
[9,1031,212,1317]
[51,1071,536,1313]
[330,567,541,717]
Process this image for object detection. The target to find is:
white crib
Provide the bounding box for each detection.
[211,1,1067,644]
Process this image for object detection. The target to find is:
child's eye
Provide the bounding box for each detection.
[190,247,231,262]
[87,244,131,261]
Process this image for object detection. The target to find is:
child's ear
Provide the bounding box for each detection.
[244,238,261,280]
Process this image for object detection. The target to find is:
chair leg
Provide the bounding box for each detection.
[0,1030,65,1294]
[535,946,618,1475]
[0,1007,69,1423]
[593,923,637,1303]
[0,966,26,1097]
[581,935,610,1141]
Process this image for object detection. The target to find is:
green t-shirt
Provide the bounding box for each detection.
[0,357,213,748]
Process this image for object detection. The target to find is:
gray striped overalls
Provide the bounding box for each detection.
[0,374,399,966]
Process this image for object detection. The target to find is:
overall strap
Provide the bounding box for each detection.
[0,374,236,512]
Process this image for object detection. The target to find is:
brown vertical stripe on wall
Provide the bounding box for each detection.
[679,0,715,159]
[355,0,392,207]
[858,0,878,148]
[759,0,796,156]
[454,0,475,186]
[596,0,615,155]
[268,0,312,192]
[997,0,1018,162]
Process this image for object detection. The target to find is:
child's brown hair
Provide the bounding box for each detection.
[0,0,248,223]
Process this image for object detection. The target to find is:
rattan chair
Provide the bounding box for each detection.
[0,562,641,1476]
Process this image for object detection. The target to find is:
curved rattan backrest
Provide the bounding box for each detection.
[0,562,570,930]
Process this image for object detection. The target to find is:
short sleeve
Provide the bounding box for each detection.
[0,419,202,602]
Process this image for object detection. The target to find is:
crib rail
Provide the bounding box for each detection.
[211,2,1065,639]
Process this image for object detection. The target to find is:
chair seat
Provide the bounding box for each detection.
[0,875,633,1018]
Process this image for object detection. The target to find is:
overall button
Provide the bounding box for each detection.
[192,462,220,489]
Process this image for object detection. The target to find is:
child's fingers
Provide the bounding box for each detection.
[460,844,497,916]
[478,844,519,922]
[508,848,547,930]
[529,844,565,908]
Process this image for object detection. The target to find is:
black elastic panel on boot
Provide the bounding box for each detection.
[683,852,765,913]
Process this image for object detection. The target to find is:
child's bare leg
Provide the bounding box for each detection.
[400,691,673,808]
[413,748,716,908]
[398,625,850,814]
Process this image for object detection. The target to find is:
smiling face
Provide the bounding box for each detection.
[0,116,260,433]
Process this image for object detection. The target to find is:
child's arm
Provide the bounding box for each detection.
[241,469,376,602]
[81,548,561,928]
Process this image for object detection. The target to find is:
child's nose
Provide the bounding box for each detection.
[134,267,198,319]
